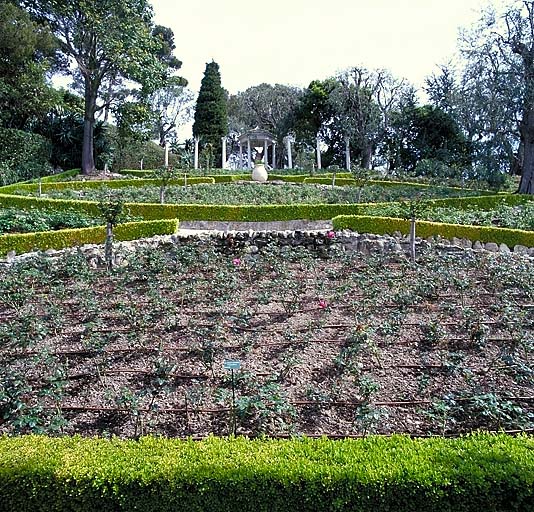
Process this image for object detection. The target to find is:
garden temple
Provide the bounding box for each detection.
[192,128,352,170]
[193,128,296,170]
[237,129,277,169]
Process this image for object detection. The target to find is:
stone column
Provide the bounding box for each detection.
[194,137,199,169]
[263,140,268,166]
[247,139,252,169]
[286,137,292,169]
[345,136,351,170]
[272,143,276,169]
[239,142,243,169]
[316,136,322,170]
[164,142,169,167]
[221,136,227,169]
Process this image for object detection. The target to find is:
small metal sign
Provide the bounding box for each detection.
[224,360,241,371]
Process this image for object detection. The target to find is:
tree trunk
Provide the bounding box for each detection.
[105,222,113,271]
[362,143,373,170]
[519,145,534,193]
[82,82,97,175]
[519,111,534,194]
[409,217,416,263]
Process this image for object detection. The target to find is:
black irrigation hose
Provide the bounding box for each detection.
[49,395,534,415]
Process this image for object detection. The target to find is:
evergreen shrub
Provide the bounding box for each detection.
[332,214,534,247]
[0,219,178,256]
[0,434,532,512]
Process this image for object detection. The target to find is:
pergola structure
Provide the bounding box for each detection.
[191,129,352,171]
[237,128,277,169]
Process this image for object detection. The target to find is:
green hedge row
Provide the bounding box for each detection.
[332,214,534,247]
[0,176,215,194]
[2,191,531,226]
[0,219,179,256]
[422,193,533,210]
[303,177,358,186]
[0,169,81,192]
[0,194,102,215]
[302,176,496,194]
[0,434,532,512]
[118,169,158,177]
[117,170,358,184]
[0,193,367,221]
[36,169,80,183]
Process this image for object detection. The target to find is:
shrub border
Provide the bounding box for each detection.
[0,434,532,512]
[332,214,534,247]
[0,218,179,256]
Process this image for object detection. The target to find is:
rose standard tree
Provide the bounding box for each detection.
[22,0,171,175]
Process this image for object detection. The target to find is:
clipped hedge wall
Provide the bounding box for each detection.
[0,219,179,256]
[0,194,102,216]
[124,202,367,222]
[0,193,369,221]
[36,169,80,183]
[118,169,157,177]
[302,177,496,194]
[1,176,216,194]
[423,193,533,210]
[303,177,358,186]
[332,214,534,247]
[0,434,532,512]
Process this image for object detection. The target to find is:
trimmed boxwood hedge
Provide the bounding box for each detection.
[0,176,216,194]
[2,191,532,227]
[0,219,179,256]
[0,434,532,512]
[332,214,534,247]
[0,193,369,221]
[0,169,81,192]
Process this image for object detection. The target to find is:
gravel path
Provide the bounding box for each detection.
[179,219,333,233]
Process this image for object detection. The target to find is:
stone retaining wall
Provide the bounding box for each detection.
[2,228,533,268]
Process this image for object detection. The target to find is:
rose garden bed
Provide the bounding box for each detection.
[1,237,532,439]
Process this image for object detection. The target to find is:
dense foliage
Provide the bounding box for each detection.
[34,182,483,205]
[0,1,59,130]
[0,208,96,234]
[193,61,228,167]
[0,128,52,185]
[22,0,173,174]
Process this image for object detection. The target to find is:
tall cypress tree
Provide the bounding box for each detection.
[193,61,228,167]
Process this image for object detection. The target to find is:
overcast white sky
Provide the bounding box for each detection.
[151,0,493,95]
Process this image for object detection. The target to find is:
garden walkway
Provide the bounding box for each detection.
[179,220,333,234]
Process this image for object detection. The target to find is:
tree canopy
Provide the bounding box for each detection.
[22,0,176,174]
[0,1,59,129]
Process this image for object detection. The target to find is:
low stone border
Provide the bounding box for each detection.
[2,227,532,268]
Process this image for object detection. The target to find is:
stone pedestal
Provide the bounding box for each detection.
[252,163,268,182]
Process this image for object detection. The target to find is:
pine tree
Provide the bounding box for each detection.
[193,61,228,167]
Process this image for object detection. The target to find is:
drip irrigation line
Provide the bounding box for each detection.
[48,396,534,415]
[2,331,525,358]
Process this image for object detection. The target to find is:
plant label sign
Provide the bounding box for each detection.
[224,360,241,371]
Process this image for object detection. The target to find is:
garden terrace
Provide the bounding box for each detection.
[0,174,533,257]
[1,240,532,438]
